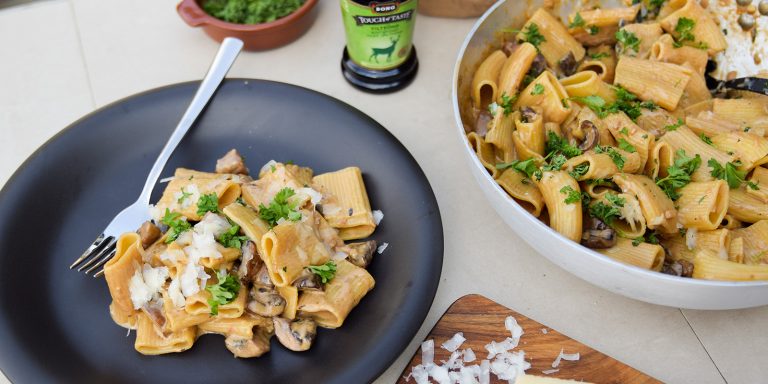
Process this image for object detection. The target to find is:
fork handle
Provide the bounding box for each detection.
[138,37,244,203]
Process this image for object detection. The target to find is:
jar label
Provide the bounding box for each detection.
[340,0,418,71]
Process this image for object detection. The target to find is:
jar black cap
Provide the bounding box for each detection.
[341,46,419,93]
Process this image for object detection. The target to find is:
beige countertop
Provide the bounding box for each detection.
[0,1,765,383]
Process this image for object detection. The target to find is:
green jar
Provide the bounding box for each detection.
[339,0,419,93]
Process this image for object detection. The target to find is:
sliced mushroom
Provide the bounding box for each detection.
[577,120,599,151]
[475,109,493,136]
[501,40,519,56]
[341,240,377,268]
[138,221,162,249]
[292,269,322,290]
[225,330,271,358]
[237,240,262,283]
[558,51,577,77]
[215,148,249,175]
[141,299,167,335]
[247,285,285,317]
[273,317,316,352]
[529,54,547,78]
[254,265,273,287]
[661,259,694,278]
[581,218,617,249]
[519,107,538,124]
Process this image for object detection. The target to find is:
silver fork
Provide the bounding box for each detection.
[70,37,244,277]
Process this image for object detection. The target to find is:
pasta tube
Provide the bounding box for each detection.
[535,171,582,242]
[693,251,768,281]
[598,237,664,271]
[614,57,692,111]
[522,9,585,68]
[613,173,677,234]
[676,180,729,231]
[471,50,507,110]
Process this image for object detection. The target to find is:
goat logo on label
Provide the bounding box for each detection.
[369,36,400,63]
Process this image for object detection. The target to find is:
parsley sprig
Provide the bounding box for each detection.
[497,158,539,179]
[258,187,302,228]
[655,149,701,200]
[708,159,759,190]
[206,270,240,316]
[673,17,708,49]
[307,261,337,284]
[499,92,518,116]
[546,131,582,159]
[518,23,546,49]
[531,83,545,95]
[664,118,684,131]
[595,145,627,170]
[569,86,655,122]
[589,193,625,226]
[217,222,249,249]
[560,186,582,204]
[616,29,641,55]
[161,209,192,243]
[569,13,585,28]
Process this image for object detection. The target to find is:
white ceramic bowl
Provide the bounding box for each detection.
[452,0,768,310]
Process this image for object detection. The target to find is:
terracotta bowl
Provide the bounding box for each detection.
[177,0,318,51]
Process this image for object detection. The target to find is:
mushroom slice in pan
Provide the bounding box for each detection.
[338,240,377,269]
[238,240,262,283]
[254,265,273,287]
[247,285,286,317]
[558,51,577,77]
[225,329,272,358]
[578,120,599,151]
[273,317,317,352]
[581,217,617,249]
[292,269,322,291]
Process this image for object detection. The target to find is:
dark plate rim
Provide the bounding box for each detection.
[0,78,445,383]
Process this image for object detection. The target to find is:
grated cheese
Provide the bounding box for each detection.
[377,242,389,254]
[128,263,169,310]
[442,332,466,352]
[373,210,384,225]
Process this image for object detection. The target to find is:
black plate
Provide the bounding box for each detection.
[0,80,443,383]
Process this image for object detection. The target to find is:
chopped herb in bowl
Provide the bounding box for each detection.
[202,0,306,25]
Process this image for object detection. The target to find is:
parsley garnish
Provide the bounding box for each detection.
[546,131,583,158]
[161,209,192,243]
[570,95,607,116]
[588,52,610,59]
[588,25,600,35]
[618,138,637,153]
[619,127,629,136]
[258,187,302,227]
[307,261,337,284]
[664,118,684,131]
[605,193,626,207]
[499,92,517,116]
[673,17,708,49]
[542,154,567,172]
[569,162,590,179]
[595,145,626,170]
[561,186,581,204]
[217,222,249,249]
[589,198,623,226]
[531,83,545,95]
[632,231,660,246]
[177,188,192,204]
[206,270,240,316]
[519,23,546,48]
[708,159,758,189]
[587,178,617,188]
[497,158,538,179]
[616,29,641,55]
[196,193,220,216]
[569,13,585,28]
[655,149,701,200]
[699,133,713,146]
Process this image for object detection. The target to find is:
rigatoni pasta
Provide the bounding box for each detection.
[464,2,768,281]
[103,150,381,356]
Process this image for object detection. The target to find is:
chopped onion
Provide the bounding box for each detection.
[552,348,580,368]
[377,242,389,254]
[442,332,466,352]
[686,228,698,250]
[259,160,278,175]
[541,328,548,334]
[505,316,524,340]
[542,369,560,375]
[159,176,175,183]
[479,360,490,384]
[463,348,476,362]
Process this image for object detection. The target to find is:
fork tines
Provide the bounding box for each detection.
[70,234,117,277]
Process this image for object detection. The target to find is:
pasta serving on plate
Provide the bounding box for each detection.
[103,149,381,356]
[466,0,768,281]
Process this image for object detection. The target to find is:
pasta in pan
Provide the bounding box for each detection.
[466,2,768,281]
[104,149,381,356]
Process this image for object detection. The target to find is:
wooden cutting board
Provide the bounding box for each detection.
[398,294,660,384]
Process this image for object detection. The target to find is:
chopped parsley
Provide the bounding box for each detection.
[618,138,637,153]
[699,133,713,146]
[587,178,617,188]
[655,149,701,200]
[605,193,626,207]
[177,188,192,204]
[569,86,655,121]
[632,231,660,246]
[196,193,220,216]
[616,29,641,55]
[519,23,546,49]
[569,13,586,28]
[546,131,583,159]
[708,159,759,189]
[307,261,337,284]
[161,209,192,243]
[497,158,538,179]
[531,83,545,95]
[672,17,708,49]
[589,196,623,226]
[206,270,240,316]
[569,162,590,179]
[588,25,600,35]
[619,127,630,136]
[499,92,518,116]
[542,154,567,172]
[588,52,610,59]
[202,0,306,25]
[217,222,249,249]
[664,118,684,131]
[560,186,582,204]
[258,187,302,227]
[595,145,626,170]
